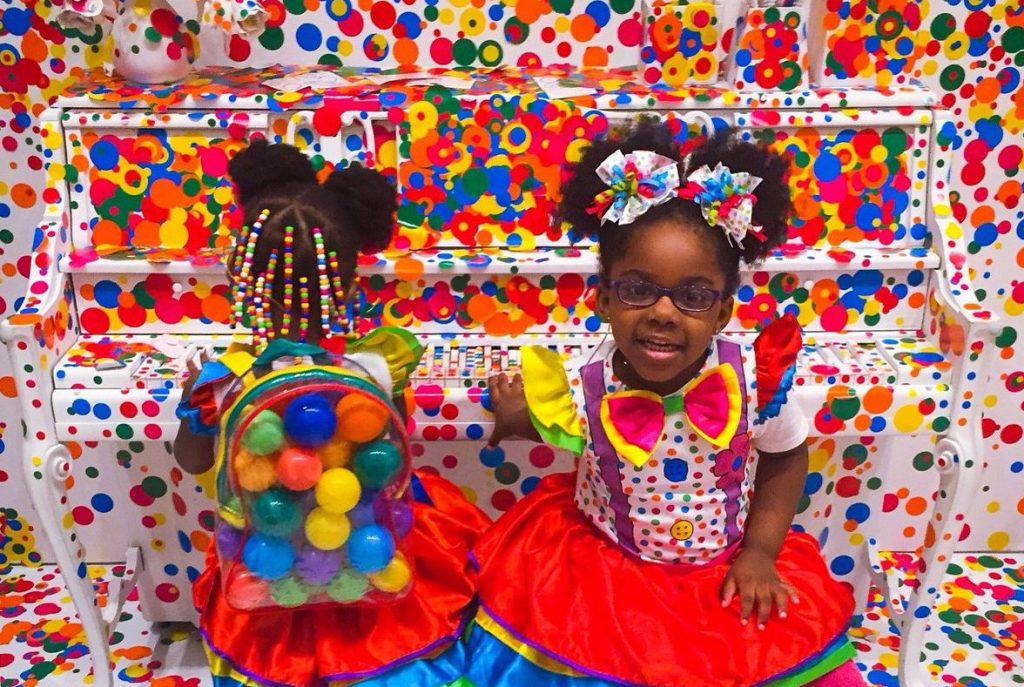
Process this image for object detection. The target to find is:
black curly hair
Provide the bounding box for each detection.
[227,139,396,336]
[558,118,792,297]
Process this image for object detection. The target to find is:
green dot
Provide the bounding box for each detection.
[461,167,488,198]
[1002,26,1024,53]
[424,5,438,21]
[259,27,285,51]
[452,38,477,67]
[141,475,167,498]
[283,0,306,14]
[85,467,99,478]
[996,325,1017,348]
[940,64,965,91]
[0,230,13,244]
[116,424,134,440]
[930,13,956,41]
[912,452,933,472]
[144,27,162,43]
[318,54,342,67]
[495,462,520,485]
[504,18,529,45]
[830,396,860,421]
[551,0,573,12]
[182,177,201,197]
[610,0,635,12]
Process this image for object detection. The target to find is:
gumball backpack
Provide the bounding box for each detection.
[211,330,423,612]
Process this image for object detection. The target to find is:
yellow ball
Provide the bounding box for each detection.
[320,436,355,469]
[304,507,351,550]
[368,551,411,593]
[315,468,362,514]
[334,394,390,443]
[235,450,277,492]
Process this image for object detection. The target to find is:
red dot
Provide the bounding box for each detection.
[491,488,517,512]
[120,402,138,418]
[370,1,396,30]
[1000,424,1022,444]
[441,404,459,420]
[72,506,94,525]
[529,445,555,469]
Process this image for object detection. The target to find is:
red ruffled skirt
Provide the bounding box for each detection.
[473,472,856,687]
[194,470,491,687]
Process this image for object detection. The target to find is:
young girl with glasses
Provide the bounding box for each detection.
[473,119,864,687]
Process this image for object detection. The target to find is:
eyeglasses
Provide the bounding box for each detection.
[604,279,723,313]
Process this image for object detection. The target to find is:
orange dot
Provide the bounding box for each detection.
[906,496,927,516]
[11,183,37,209]
[571,14,598,42]
[92,219,125,248]
[583,46,609,68]
[862,386,893,414]
[201,294,232,324]
[0,376,17,398]
[393,38,418,67]
[117,291,137,308]
[466,294,497,324]
[394,257,423,282]
[150,178,194,210]
[974,77,1001,104]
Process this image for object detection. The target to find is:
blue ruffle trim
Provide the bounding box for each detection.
[754,362,796,426]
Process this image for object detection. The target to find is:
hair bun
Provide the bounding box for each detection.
[323,163,398,254]
[228,139,318,206]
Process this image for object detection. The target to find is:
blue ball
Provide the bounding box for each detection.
[283,393,337,447]
[347,524,395,574]
[242,533,295,580]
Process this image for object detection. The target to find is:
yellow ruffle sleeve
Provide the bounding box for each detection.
[347,326,425,396]
[522,346,584,456]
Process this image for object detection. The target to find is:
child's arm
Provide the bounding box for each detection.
[487,373,542,446]
[720,441,808,629]
[174,351,216,474]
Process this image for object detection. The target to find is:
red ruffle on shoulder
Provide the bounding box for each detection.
[194,470,491,686]
[753,312,802,423]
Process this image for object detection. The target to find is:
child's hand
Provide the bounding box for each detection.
[487,373,539,447]
[720,548,799,630]
[181,344,212,396]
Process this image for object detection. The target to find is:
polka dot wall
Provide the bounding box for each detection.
[0,1,1022,684]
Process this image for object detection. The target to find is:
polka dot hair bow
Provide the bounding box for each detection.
[587,150,681,226]
[200,0,268,44]
[677,163,765,247]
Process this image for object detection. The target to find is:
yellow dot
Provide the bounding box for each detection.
[986,501,1000,513]
[987,531,1009,550]
[893,404,924,433]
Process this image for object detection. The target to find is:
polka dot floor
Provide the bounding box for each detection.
[2,554,1022,686]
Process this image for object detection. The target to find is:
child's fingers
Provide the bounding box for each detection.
[756,589,773,628]
[739,589,755,625]
[773,585,790,620]
[720,576,736,607]
[184,345,201,375]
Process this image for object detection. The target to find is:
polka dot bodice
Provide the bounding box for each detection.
[567,338,763,565]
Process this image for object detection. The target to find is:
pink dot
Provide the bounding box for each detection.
[820,304,848,332]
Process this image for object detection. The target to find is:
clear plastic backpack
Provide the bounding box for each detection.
[211,331,422,612]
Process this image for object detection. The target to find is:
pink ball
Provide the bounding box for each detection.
[277,447,323,491]
[225,568,271,611]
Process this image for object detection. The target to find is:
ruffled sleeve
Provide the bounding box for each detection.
[346,326,425,396]
[175,344,254,436]
[521,346,584,455]
[753,312,802,426]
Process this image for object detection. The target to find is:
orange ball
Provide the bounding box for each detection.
[334,394,390,443]
[320,436,355,469]
[235,449,277,492]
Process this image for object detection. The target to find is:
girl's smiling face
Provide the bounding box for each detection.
[597,219,734,396]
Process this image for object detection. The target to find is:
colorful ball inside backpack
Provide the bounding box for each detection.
[347,524,395,573]
[353,440,402,490]
[320,436,354,469]
[284,393,337,448]
[305,507,351,550]
[242,533,295,580]
[315,468,361,514]
[225,568,271,610]
[277,447,323,491]
[389,500,414,538]
[251,487,302,538]
[241,410,285,455]
[334,394,389,443]
[216,521,244,560]
[326,568,369,602]
[235,450,278,492]
[368,551,411,593]
[270,576,312,607]
[295,545,343,585]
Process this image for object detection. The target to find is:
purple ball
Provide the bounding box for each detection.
[390,500,414,538]
[349,492,378,528]
[295,546,343,585]
[216,522,244,560]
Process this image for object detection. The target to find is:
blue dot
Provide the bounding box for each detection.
[488,5,504,20]
[90,494,113,513]
[1011,462,1023,474]
[89,139,119,171]
[480,445,504,468]
[2,8,31,36]
[466,424,483,440]
[163,563,179,576]
[0,203,10,218]
[845,503,870,523]
[663,458,688,482]
[93,403,111,420]
[178,531,193,554]
[830,554,854,576]
[869,417,887,432]
[396,12,422,39]
[585,0,611,27]
[804,472,823,495]
[814,151,841,182]
[71,399,90,416]
[974,223,998,247]
[295,23,323,51]
[521,476,540,494]
[93,281,121,308]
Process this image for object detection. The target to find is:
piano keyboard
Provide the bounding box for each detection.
[51,333,953,442]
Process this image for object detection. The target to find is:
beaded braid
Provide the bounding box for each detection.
[230,215,358,350]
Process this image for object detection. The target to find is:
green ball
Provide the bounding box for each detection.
[242,410,284,456]
[250,487,302,538]
[270,575,311,607]
[353,440,402,490]
[326,568,369,602]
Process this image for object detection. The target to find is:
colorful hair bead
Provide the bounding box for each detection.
[299,276,310,342]
[312,227,332,337]
[282,225,295,338]
[327,250,349,334]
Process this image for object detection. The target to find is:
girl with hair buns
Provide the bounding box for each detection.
[174,140,488,687]
[473,120,864,687]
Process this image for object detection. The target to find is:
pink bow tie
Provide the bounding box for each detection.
[600,363,743,467]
